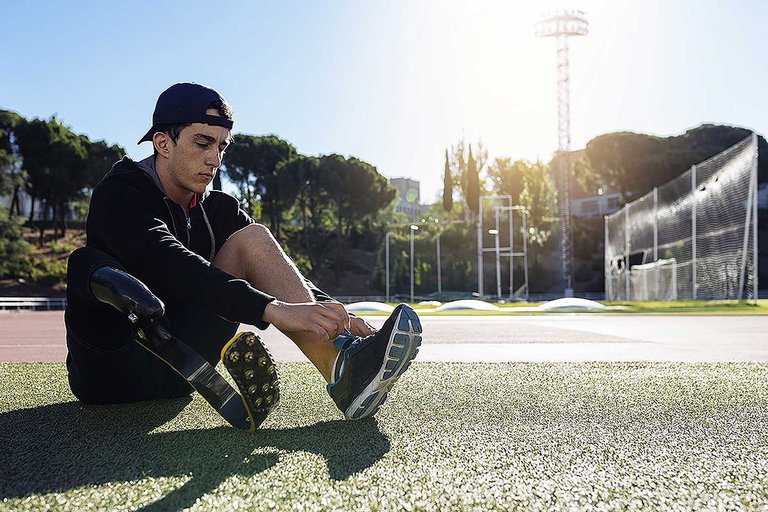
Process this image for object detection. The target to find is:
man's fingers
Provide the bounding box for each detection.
[349,316,376,336]
[323,302,350,329]
[312,326,330,341]
[318,303,348,336]
[312,313,338,340]
[269,302,350,341]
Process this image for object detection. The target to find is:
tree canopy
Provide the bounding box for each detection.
[222,134,296,235]
[576,124,767,201]
[0,110,25,211]
[14,117,89,232]
[3,113,125,239]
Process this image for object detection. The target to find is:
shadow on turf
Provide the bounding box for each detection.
[0,399,390,510]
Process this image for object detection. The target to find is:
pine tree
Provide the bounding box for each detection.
[442,149,453,212]
[466,145,479,219]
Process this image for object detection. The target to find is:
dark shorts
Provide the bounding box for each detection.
[65,305,238,405]
[65,247,238,404]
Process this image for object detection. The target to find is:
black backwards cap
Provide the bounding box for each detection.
[138,82,233,144]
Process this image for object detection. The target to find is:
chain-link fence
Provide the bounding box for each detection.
[605,134,758,301]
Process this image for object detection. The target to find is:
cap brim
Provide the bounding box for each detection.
[138,126,155,144]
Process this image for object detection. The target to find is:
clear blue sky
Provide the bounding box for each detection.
[2,0,766,202]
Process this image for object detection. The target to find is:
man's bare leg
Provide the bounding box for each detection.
[212,224,341,382]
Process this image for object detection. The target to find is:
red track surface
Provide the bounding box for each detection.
[0,312,67,362]
[3,311,768,363]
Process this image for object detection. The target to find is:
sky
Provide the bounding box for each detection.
[1,0,766,203]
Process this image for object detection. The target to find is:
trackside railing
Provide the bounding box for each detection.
[0,297,67,311]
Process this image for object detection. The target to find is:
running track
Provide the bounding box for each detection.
[1,311,766,363]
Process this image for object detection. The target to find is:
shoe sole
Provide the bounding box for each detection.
[221,331,280,432]
[345,305,422,420]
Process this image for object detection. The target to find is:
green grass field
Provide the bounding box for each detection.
[2,362,768,511]
[392,299,768,316]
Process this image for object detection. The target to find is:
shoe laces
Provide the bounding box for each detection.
[333,329,362,351]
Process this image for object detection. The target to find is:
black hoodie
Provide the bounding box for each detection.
[86,156,275,328]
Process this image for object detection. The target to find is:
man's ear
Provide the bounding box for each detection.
[153,131,171,159]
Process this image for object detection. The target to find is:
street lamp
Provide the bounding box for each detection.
[488,229,501,299]
[435,220,442,298]
[385,231,394,303]
[410,225,419,303]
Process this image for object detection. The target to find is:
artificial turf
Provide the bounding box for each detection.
[368,300,768,316]
[2,362,768,511]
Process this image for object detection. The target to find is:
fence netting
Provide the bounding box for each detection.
[605,135,758,301]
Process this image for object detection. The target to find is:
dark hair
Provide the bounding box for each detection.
[153,99,234,154]
[208,98,233,122]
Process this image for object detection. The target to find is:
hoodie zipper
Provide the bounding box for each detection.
[163,197,190,246]
[184,211,191,245]
[135,168,199,250]
[163,198,179,237]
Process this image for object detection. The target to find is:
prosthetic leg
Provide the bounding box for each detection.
[89,266,279,431]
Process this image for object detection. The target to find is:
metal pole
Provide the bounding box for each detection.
[477,197,484,297]
[653,186,658,301]
[509,206,514,300]
[522,210,529,301]
[653,187,658,262]
[385,232,392,303]
[410,227,416,303]
[738,160,755,300]
[691,165,697,300]
[436,231,442,298]
[753,133,759,302]
[495,210,502,299]
[605,215,611,300]
[624,205,630,300]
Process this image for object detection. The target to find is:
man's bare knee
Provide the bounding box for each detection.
[214,224,273,272]
[214,223,314,302]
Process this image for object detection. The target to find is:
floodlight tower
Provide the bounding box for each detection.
[535,9,588,297]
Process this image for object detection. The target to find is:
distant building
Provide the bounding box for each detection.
[571,181,621,218]
[552,149,622,219]
[389,177,430,220]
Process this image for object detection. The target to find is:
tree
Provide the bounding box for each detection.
[318,154,396,280]
[518,161,557,247]
[221,135,259,213]
[465,145,479,220]
[82,138,125,187]
[442,149,453,212]
[0,208,31,278]
[448,137,487,222]
[14,117,88,241]
[0,110,26,217]
[488,159,557,247]
[276,155,328,272]
[221,134,296,236]
[486,158,526,205]
[577,124,767,201]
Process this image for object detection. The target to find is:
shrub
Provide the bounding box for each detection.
[0,209,32,278]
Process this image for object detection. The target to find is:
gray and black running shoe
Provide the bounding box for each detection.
[327,304,422,420]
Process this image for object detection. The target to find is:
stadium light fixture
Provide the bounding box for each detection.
[536,9,588,298]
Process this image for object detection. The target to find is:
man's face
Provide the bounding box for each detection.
[164,109,231,196]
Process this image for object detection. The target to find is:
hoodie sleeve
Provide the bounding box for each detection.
[88,178,274,329]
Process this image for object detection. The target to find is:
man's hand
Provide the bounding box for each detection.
[322,301,376,337]
[263,300,350,341]
[348,316,376,337]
